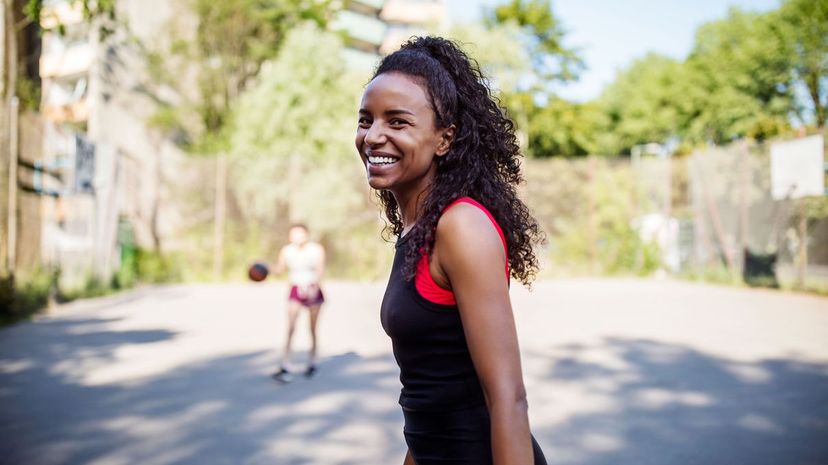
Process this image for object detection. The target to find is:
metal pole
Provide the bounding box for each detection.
[797,201,808,289]
[738,143,750,276]
[6,96,18,274]
[212,154,226,281]
[663,149,672,272]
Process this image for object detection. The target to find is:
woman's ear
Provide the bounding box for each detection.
[436,125,456,156]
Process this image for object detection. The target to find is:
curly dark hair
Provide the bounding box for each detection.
[372,36,544,286]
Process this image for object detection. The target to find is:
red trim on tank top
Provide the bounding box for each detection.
[415,197,509,306]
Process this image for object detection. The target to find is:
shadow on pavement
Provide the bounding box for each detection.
[8,308,827,464]
[53,285,192,315]
[0,315,404,465]
[530,337,828,465]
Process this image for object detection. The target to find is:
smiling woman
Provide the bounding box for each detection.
[355,37,547,465]
[357,73,454,195]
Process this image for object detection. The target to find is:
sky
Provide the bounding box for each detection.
[447,0,781,101]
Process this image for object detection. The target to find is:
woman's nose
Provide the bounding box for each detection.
[364,122,386,147]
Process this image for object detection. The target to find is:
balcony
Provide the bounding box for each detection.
[380,0,445,26]
[43,98,89,124]
[42,75,88,123]
[332,9,387,47]
[352,0,385,11]
[40,0,84,30]
[40,41,94,78]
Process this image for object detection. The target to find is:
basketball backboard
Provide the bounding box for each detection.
[770,134,825,200]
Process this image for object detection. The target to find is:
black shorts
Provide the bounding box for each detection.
[402,404,547,465]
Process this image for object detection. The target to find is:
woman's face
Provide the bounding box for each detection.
[289,226,308,245]
[355,72,454,194]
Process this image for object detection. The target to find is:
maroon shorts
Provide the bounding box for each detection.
[288,284,325,307]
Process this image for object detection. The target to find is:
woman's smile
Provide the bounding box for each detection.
[366,151,401,169]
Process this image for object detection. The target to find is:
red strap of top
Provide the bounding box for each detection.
[415,197,509,306]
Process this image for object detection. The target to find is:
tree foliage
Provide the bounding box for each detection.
[510,2,827,157]
[526,97,606,156]
[487,0,583,84]
[446,22,532,98]
[777,0,828,127]
[229,23,365,234]
[24,0,117,36]
[682,8,795,144]
[444,22,536,145]
[145,0,333,153]
[470,1,588,156]
[597,53,687,155]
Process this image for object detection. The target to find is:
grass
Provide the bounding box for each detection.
[1,271,132,326]
[679,265,828,296]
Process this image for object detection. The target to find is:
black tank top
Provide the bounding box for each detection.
[380,232,487,412]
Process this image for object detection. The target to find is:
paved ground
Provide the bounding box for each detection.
[1,279,827,465]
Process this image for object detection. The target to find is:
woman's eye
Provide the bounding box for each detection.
[358,117,371,127]
[389,119,408,126]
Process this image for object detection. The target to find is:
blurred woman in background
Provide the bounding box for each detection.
[271,223,325,383]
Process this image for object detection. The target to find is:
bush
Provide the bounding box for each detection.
[680,264,741,286]
[58,272,116,302]
[0,247,186,326]
[0,269,56,325]
[135,248,181,283]
[526,157,664,276]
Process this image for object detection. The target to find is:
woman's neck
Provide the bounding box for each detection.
[392,175,434,234]
[395,190,422,233]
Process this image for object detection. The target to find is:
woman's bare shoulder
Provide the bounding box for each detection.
[436,202,503,260]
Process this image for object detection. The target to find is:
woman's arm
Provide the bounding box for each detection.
[433,203,534,465]
[403,449,416,465]
[315,243,326,283]
[271,246,287,275]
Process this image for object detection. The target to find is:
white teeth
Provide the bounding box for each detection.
[368,156,398,165]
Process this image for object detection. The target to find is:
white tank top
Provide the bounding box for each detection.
[284,243,321,286]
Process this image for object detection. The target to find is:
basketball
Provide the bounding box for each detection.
[248,262,269,282]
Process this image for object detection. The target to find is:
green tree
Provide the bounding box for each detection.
[229,23,365,235]
[527,97,607,157]
[444,22,535,144]
[777,0,828,127]
[146,0,333,152]
[597,53,687,155]
[682,8,794,144]
[24,0,117,35]
[487,0,583,84]
[480,1,593,157]
[142,0,334,278]
[446,22,532,98]
[593,8,798,153]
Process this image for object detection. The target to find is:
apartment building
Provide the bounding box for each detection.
[333,0,448,70]
[380,0,446,54]
[37,0,181,285]
[333,0,388,70]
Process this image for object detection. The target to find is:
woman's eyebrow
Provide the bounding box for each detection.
[385,109,415,116]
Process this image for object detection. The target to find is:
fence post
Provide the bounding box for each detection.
[6,95,18,275]
[737,142,750,275]
[797,202,808,289]
[213,154,227,281]
[587,156,598,273]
